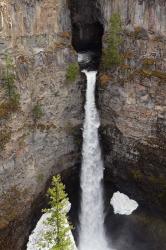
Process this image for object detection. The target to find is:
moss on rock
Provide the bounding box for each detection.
[0,129,11,151]
[66,63,79,82]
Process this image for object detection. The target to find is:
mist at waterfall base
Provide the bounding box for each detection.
[79,71,112,250]
[25,68,164,250]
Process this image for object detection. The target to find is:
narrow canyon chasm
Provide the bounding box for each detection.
[0,0,166,250]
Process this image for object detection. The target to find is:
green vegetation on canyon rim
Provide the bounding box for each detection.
[39,175,73,250]
[103,13,123,68]
[66,62,79,81]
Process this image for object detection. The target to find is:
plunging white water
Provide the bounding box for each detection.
[79,71,110,250]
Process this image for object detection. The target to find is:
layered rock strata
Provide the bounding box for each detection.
[98,0,166,215]
[0,1,83,249]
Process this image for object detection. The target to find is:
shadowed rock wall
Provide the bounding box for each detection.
[98,0,166,216]
[69,0,104,53]
[0,0,83,249]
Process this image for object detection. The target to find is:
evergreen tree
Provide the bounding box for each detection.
[103,13,123,68]
[40,175,73,250]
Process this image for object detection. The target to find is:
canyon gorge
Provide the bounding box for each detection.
[0,0,166,250]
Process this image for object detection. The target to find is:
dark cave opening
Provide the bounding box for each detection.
[68,0,104,69]
[72,22,104,54]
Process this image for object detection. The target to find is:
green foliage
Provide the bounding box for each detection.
[4,55,15,97]
[1,54,20,115]
[4,55,20,108]
[0,129,11,151]
[66,63,79,81]
[32,103,43,122]
[103,13,123,68]
[39,175,73,250]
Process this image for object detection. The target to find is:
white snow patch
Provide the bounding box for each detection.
[27,204,77,250]
[110,191,139,215]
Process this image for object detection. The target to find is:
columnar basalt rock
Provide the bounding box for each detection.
[98,0,166,215]
[99,0,166,34]
[0,1,83,249]
[0,0,166,249]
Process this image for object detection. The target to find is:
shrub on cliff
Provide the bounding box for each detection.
[103,13,123,68]
[0,129,11,151]
[5,55,20,105]
[2,55,20,114]
[66,63,79,81]
[32,103,43,123]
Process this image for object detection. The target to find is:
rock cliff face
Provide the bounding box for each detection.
[0,1,83,249]
[98,0,166,215]
[0,0,166,249]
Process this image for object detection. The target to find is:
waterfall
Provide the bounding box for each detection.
[79,70,109,250]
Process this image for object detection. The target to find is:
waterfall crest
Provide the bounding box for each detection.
[79,71,109,250]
